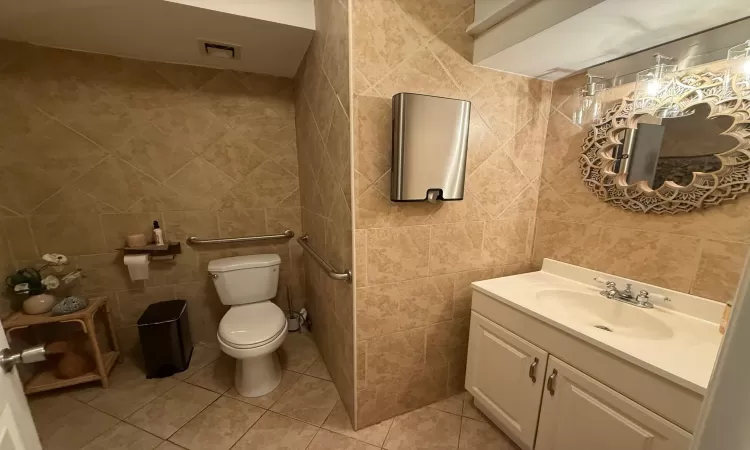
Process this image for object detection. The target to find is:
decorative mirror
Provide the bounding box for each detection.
[579,70,750,214]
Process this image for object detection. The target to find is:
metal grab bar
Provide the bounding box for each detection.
[186,230,294,245]
[297,235,352,283]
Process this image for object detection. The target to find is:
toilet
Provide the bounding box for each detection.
[208,254,288,397]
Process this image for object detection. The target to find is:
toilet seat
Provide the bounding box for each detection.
[218,302,287,349]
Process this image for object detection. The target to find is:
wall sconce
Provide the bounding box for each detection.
[571,74,606,126]
[634,54,690,119]
[726,40,750,93]
[635,55,675,97]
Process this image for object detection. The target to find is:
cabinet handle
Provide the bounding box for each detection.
[547,369,558,396]
[528,357,539,383]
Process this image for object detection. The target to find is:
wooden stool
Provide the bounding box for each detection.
[2,296,120,394]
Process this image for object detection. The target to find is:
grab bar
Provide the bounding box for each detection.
[297,235,352,283]
[186,230,294,245]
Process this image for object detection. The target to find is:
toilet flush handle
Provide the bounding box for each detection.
[210,273,219,280]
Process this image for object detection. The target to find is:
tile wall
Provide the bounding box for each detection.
[535,68,750,304]
[0,40,305,353]
[294,0,356,426]
[349,0,552,428]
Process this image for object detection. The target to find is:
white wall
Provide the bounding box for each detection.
[165,0,315,29]
[474,0,750,80]
[692,254,750,450]
[0,0,314,77]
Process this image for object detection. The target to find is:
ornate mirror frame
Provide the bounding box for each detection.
[579,70,750,214]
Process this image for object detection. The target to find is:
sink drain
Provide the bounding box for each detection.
[594,325,613,332]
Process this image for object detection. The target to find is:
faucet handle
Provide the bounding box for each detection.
[636,290,671,303]
[649,293,671,303]
[594,277,616,289]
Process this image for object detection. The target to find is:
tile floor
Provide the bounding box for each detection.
[27,331,517,450]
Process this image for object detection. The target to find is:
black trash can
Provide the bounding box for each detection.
[137,299,193,378]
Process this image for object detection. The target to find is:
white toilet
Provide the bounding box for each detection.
[208,254,288,397]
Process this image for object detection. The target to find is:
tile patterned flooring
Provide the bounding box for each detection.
[28,331,517,450]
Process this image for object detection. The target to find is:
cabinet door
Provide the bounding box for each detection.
[536,356,692,450]
[465,312,549,449]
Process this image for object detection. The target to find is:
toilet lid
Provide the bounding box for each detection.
[218,303,286,348]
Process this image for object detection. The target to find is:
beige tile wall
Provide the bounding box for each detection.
[294,0,356,427]
[350,0,552,428]
[0,40,305,353]
[534,70,750,304]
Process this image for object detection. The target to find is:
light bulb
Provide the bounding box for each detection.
[647,79,661,96]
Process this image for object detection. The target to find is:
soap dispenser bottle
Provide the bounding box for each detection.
[152,220,165,245]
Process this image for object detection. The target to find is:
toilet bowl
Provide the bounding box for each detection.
[208,254,287,397]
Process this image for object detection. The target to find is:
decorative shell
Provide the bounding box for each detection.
[51,296,88,316]
[42,253,68,265]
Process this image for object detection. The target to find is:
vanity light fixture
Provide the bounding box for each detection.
[634,54,690,119]
[635,54,676,98]
[571,74,607,126]
[727,40,750,74]
[726,40,750,92]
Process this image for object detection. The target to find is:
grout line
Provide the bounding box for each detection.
[0,204,23,217]
[553,104,582,129]
[304,427,322,450]
[76,418,122,449]
[230,409,270,449]
[367,41,428,96]
[381,412,397,448]
[319,399,338,428]
[455,415,464,449]
[465,189,494,220]
[34,106,114,156]
[495,181,534,220]
[426,44,464,97]
[28,153,112,215]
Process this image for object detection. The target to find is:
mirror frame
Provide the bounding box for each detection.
[580,70,750,214]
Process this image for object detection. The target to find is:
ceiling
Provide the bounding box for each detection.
[0,0,315,78]
[471,0,750,80]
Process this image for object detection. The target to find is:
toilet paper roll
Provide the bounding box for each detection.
[124,254,150,281]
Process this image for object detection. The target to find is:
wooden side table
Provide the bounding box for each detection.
[2,296,121,394]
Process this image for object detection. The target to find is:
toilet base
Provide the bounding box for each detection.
[234,351,283,397]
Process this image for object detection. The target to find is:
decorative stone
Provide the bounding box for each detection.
[51,296,88,316]
[23,294,57,315]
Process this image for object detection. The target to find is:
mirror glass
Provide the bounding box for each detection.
[614,103,737,188]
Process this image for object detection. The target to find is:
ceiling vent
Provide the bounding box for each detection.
[199,40,240,60]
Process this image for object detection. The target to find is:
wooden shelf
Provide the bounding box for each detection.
[6,296,122,394]
[24,351,119,395]
[3,297,106,330]
[120,241,181,257]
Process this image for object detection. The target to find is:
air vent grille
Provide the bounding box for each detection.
[197,40,241,60]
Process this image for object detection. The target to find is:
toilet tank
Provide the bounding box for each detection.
[208,254,281,306]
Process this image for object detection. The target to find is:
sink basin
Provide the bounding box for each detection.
[535,290,674,340]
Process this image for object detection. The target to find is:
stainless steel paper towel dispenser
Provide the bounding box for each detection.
[391,93,471,202]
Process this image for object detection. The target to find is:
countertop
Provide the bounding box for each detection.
[472,260,724,395]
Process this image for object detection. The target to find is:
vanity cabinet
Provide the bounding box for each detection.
[536,357,692,450]
[465,312,548,449]
[466,311,693,450]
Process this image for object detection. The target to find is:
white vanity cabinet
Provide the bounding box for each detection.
[465,312,549,449]
[466,310,695,450]
[536,357,692,450]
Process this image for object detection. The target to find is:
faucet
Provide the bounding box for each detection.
[594,278,671,309]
